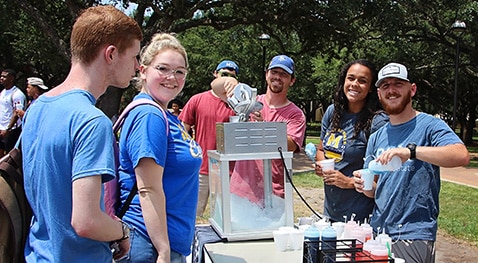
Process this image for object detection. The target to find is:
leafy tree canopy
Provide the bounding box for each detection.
[2,0,477,143]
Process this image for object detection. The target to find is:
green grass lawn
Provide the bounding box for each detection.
[293,171,478,247]
[438,181,478,246]
[467,145,478,167]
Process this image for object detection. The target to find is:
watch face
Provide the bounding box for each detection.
[122,222,130,238]
[407,143,416,159]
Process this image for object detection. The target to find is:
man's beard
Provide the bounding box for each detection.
[380,89,411,115]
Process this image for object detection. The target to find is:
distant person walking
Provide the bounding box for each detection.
[168,98,183,117]
[15,77,49,119]
[0,68,26,157]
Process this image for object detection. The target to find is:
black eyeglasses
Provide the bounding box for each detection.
[219,71,237,79]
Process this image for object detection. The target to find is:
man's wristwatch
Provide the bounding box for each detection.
[406,143,417,160]
[117,220,130,241]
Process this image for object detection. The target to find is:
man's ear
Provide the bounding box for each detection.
[411,83,417,97]
[290,76,296,86]
[104,45,116,64]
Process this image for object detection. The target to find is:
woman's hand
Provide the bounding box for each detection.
[322,170,355,189]
[314,161,325,177]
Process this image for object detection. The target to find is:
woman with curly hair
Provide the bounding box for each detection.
[314,59,388,223]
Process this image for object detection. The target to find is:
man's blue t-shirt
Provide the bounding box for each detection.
[118,93,202,256]
[22,90,115,262]
[366,113,463,241]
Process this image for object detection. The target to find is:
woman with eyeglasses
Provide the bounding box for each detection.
[117,33,202,263]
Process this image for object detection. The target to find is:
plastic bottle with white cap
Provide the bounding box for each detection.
[320,224,337,263]
[376,228,392,256]
[361,216,373,242]
[368,155,402,173]
[304,226,320,263]
[343,214,359,239]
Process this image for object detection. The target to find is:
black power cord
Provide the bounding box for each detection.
[278,147,323,220]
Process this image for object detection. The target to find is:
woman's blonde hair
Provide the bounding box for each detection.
[135,33,188,89]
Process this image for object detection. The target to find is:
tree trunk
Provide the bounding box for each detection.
[464,104,477,145]
[96,87,125,120]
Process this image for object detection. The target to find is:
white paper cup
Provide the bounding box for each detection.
[393,258,405,263]
[273,230,290,252]
[288,230,305,251]
[360,169,374,190]
[319,159,335,171]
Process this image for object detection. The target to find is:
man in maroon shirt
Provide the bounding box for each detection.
[179,60,239,216]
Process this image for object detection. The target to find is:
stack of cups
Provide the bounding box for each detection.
[298,217,314,226]
[272,227,305,252]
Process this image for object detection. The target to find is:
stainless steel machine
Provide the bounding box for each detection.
[208,84,294,241]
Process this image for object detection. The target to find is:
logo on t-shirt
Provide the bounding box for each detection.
[323,129,347,161]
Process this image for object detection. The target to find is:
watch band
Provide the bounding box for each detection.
[117,220,130,241]
[407,143,417,159]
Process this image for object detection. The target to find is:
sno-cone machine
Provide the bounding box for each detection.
[208,84,294,241]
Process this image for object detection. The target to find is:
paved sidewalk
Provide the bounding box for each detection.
[292,151,478,189]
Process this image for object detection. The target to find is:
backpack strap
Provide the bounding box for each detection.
[0,148,22,185]
[113,98,168,136]
[114,98,168,218]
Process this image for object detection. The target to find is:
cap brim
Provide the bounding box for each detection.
[268,65,293,74]
[376,76,409,87]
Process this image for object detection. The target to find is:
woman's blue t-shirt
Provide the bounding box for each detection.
[118,93,202,256]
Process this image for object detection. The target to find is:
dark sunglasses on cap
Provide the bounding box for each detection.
[218,71,237,79]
